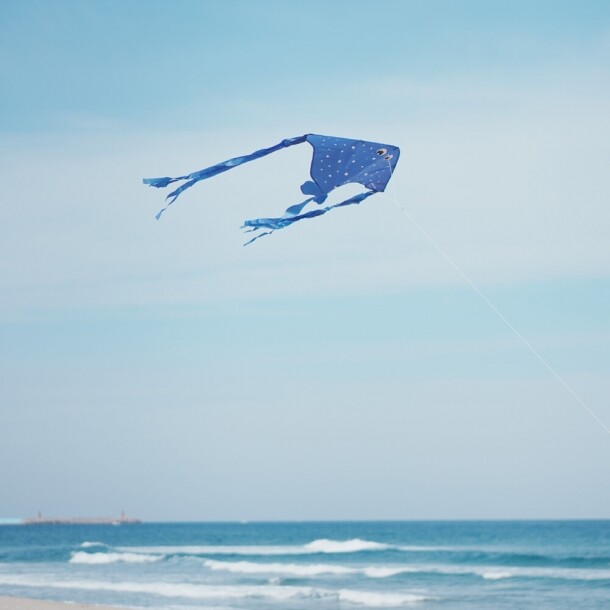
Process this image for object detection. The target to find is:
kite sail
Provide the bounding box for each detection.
[144,134,400,244]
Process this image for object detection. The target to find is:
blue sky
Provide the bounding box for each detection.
[1,0,609,520]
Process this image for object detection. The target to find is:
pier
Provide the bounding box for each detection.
[23,511,141,525]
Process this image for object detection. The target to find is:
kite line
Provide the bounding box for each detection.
[144,132,608,434]
[382,167,610,436]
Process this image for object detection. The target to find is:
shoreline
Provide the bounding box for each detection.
[0,597,126,610]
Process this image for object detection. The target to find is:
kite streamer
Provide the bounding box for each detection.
[144,134,400,244]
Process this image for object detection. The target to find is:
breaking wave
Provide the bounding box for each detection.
[203,559,413,578]
[0,575,430,606]
[204,559,356,576]
[119,545,304,556]
[69,551,163,565]
[476,566,610,581]
[305,539,390,553]
[80,542,106,549]
[339,590,430,606]
[201,558,610,582]
[119,538,391,556]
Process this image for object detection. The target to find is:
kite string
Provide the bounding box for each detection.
[381,173,610,436]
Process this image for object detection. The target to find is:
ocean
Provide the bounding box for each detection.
[0,521,608,609]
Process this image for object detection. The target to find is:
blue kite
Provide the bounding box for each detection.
[144,134,400,245]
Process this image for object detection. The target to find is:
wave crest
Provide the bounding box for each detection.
[69,551,163,565]
[0,576,430,606]
[119,538,389,557]
[118,545,303,556]
[305,539,390,553]
[80,542,106,549]
[204,559,355,576]
[204,559,423,579]
[201,558,610,582]
[339,590,430,606]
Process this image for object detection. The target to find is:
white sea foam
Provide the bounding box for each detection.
[0,575,430,606]
[366,563,610,581]
[80,541,106,549]
[203,559,419,579]
[0,575,309,601]
[201,558,610,582]
[480,570,515,580]
[118,545,306,556]
[371,564,610,582]
[363,566,419,578]
[204,559,355,576]
[476,566,610,581]
[69,551,163,564]
[304,539,391,553]
[338,589,430,606]
[120,538,390,556]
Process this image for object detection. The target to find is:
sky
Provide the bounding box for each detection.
[1,0,609,521]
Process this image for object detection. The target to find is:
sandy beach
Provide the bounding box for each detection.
[0,598,121,610]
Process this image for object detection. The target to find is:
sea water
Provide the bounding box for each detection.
[0,521,608,609]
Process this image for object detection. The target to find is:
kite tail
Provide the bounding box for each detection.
[144,135,308,219]
[241,190,376,245]
[243,230,274,246]
[143,176,188,189]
